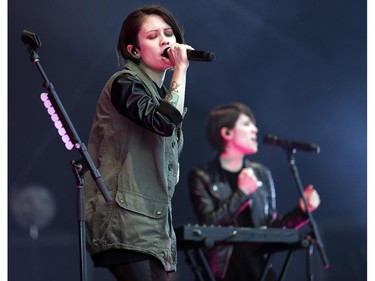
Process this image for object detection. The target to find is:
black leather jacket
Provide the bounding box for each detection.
[188,156,308,278]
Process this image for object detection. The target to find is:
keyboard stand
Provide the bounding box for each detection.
[181,239,311,281]
[183,248,216,281]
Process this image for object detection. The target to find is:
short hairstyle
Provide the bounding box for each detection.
[117,5,185,64]
[206,103,256,153]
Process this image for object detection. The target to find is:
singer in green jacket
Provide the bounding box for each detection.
[84,5,193,281]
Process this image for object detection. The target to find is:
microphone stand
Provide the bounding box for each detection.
[71,160,88,281]
[21,30,113,281]
[285,149,330,280]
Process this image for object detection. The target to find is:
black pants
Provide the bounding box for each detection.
[107,259,169,281]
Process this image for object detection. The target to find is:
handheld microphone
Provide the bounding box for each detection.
[263,134,320,153]
[162,47,216,62]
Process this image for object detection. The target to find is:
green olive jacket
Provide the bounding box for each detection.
[84,60,185,271]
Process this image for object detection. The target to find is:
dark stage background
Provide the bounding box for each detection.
[8,0,367,280]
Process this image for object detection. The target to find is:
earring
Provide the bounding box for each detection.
[131,47,140,59]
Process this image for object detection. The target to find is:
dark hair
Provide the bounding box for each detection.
[206,103,256,153]
[117,5,185,64]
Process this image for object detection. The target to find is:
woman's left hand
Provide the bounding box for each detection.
[299,184,321,212]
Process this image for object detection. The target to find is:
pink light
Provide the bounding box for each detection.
[51,114,59,122]
[54,121,62,129]
[65,142,74,150]
[43,100,52,109]
[62,135,70,143]
[58,127,66,136]
[47,107,55,115]
[40,92,75,151]
[40,93,48,101]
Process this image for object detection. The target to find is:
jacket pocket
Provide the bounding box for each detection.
[115,190,167,219]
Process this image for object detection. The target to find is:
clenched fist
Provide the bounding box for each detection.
[299,184,321,212]
[237,167,259,196]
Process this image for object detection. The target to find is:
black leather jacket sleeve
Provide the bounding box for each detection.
[111,73,182,136]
